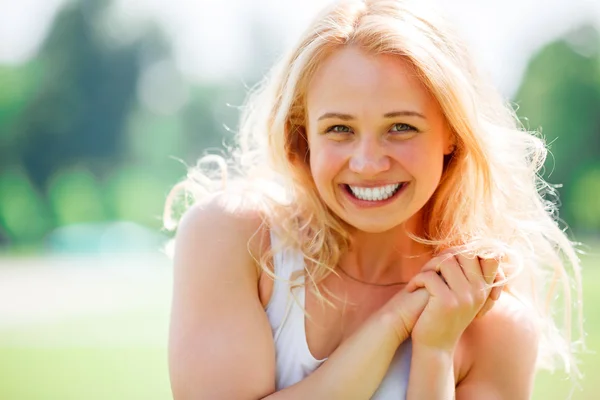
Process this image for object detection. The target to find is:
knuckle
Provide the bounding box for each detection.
[472,289,486,304]
[445,297,460,311]
[473,281,487,294]
[449,256,461,267]
[473,282,491,298]
[439,254,457,266]
[460,293,475,307]
[423,270,437,281]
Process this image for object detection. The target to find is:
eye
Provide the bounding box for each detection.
[325,125,352,134]
[390,123,417,133]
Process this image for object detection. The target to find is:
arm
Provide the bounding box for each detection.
[455,295,539,400]
[267,277,430,399]
[169,197,276,399]
[266,306,412,399]
[169,195,429,400]
[405,253,504,400]
[405,294,538,400]
[407,344,455,399]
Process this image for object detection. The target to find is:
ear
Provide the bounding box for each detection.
[444,142,456,156]
[443,129,457,156]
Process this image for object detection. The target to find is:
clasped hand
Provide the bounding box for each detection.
[406,251,504,352]
[385,251,504,352]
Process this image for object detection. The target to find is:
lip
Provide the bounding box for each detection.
[343,181,405,188]
[340,182,409,208]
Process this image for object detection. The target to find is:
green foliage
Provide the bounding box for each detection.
[125,107,187,168]
[47,166,107,226]
[0,62,44,154]
[104,165,171,229]
[0,168,52,245]
[179,84,245,161]
[514,25,600,230]
[13,0,168,189]
[1,1,599,249]
[569,164,600,231]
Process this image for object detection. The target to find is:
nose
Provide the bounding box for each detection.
[348,137,391,175]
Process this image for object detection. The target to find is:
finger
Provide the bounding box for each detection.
[475,297,495,319]
[438,256,471,293]
[406,270,453,298]
[421,252,455,273]
[490,286,502,301]
[479,255,501,285]
[455,252,484,284]
[489,268,506,301]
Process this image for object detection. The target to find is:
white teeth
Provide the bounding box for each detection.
[348,183,403,202]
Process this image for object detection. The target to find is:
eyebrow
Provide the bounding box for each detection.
[317,111,427,121]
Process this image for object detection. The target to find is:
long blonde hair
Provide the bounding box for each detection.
[164,0,583,376]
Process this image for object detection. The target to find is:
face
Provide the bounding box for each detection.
[305,46,453,233]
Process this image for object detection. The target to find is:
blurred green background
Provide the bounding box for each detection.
[0,0,598,399]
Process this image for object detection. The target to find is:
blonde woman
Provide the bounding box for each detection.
[166,0,583,398]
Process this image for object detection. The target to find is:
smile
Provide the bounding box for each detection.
[343,182,408,203]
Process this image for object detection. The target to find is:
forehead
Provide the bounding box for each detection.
[306,46,433,116]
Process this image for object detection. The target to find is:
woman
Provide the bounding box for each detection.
[165,0,583,398]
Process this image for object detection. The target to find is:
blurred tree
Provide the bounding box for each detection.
[2,0,598,250]
[0,63,44,163]
[0,168,52,246]
[570,164,600,233]
[47,166,106,226]
[104,165,169,229]
[514,24,600,231]
[180,84,245,162]
[0,0,173,247]
[12,0,169,190]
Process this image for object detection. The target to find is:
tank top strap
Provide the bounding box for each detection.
[265,228,305,334]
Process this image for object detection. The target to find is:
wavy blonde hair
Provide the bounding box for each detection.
[164,0,583,376]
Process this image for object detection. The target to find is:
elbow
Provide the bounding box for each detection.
[169,369,276,400]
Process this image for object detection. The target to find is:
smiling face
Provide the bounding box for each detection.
[305,46,454,233]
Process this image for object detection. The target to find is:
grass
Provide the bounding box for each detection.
[0,347,169,400]
[0,251,598,399]
[532,250,600,400]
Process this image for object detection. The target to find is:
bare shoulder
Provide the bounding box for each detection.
[175,191,270,269]
[456,293,540,399]
[465,292,540,350]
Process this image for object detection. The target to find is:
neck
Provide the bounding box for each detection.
[340,215,431,284]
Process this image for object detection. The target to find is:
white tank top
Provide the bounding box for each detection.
[265,230,412,398]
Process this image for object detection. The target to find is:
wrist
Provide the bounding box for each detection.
[374,307,409,345]
[407,343,456,400]
[411,343,455,364]
[411,332,460,355]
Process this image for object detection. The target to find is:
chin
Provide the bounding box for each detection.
[341,216,408,234]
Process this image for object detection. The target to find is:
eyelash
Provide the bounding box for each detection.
[324,123,418,135]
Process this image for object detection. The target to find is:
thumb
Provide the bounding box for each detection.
[407,287,430,311]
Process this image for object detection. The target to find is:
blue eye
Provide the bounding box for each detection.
[391,123,416,132]
[326,125,352,134]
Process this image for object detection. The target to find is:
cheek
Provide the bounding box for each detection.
[309,141,347,180]
[394,140,445,180]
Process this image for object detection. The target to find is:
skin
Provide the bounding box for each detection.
[302,45,452,359]
[168,45,539,399]
[306,45,453,283]
[307,46,452,238]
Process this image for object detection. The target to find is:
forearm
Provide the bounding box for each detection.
[406,344,455,400]
[263,310,405,400]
